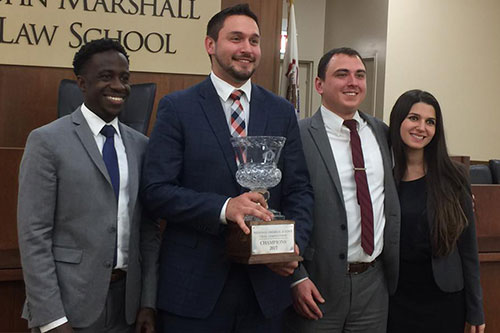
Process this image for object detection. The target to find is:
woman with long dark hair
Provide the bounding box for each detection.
[387,89,485,333]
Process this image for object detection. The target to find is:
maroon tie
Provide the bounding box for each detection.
[343,119,374,255]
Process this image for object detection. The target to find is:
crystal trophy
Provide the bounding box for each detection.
[226,136,302,264]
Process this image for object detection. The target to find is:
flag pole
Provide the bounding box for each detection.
[280,0,300,117]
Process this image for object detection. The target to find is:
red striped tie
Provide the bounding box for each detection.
[343,119,374,255]
[229,90,246,137]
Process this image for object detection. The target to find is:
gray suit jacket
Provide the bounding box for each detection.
[17,108,160,329]
[292,109,400,311]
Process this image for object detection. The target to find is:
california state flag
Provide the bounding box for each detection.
[280,0,299,117]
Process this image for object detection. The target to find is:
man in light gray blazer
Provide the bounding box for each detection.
[17,39,159,332]
[284,47,400,332]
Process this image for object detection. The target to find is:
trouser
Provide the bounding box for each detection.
[284,259,389,333]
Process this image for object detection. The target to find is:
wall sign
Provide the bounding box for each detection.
[0,0,220,74]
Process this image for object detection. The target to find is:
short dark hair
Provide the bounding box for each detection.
[73,38,129,76]
[206,3,259,41]
[317,47,365,80]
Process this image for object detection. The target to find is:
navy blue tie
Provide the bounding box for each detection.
[100,125,120,201]
[101,125,119,267]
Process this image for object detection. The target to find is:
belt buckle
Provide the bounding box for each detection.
[348,260,375,275]
[348,263,361,275]
[110,269,126,282]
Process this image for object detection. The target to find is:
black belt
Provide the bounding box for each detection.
[348,259,377,275]
[110,269,126,282]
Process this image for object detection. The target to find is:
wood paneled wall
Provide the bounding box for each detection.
[0,1,282,331]
[472,185,500,333]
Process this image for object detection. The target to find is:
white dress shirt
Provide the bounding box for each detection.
[81,104,131,269]
[321,106,386,263]
[209,72,252,223]
[41,105,131,332]
[210,71,252,127]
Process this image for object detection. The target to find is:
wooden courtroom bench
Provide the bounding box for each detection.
[0,148,29,332]
[471,184,500,333]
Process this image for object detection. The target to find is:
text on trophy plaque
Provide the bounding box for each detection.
[251,224,295,254]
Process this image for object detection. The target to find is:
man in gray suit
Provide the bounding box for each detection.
[17,39,159,332]
[285,47,400,332]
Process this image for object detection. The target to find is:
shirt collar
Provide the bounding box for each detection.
[210,71,252,102]
[320,105,366,135]
[80,103,121,138]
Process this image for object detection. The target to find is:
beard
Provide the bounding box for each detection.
[213,53,258,83]
[227,65,255,82]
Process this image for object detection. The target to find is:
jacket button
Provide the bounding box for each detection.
[104,261,112,268]
[108,226,117,233]
[339,253,346,260]
[340,224,346,230]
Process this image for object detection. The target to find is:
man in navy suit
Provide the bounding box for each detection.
[141,4,313,332]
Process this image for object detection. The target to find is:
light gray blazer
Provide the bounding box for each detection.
[17,108,160,329]
[292,109,400,311]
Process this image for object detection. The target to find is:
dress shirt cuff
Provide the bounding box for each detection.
[40,317,68,332]
[290,277,309,288]
[219,198,230,224]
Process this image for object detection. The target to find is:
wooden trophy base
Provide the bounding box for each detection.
[226,219,303,264]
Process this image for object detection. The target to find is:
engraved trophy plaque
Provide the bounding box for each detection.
[226,136,303,264]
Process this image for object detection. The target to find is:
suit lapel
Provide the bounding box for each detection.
[360,112,402,240]
[199,78,238,182]
[247,85,268,136]
[309,110,345,205]
[120,124,139,210]
[72,108,111,185]
[360,112,393,182]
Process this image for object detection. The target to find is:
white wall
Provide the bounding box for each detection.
[323,0,389,119]
[285,0,326,116]
[384,0,500,160]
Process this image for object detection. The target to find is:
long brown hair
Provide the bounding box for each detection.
[389,89,469,257]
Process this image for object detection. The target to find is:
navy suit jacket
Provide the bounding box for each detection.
[142,77,313,319]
